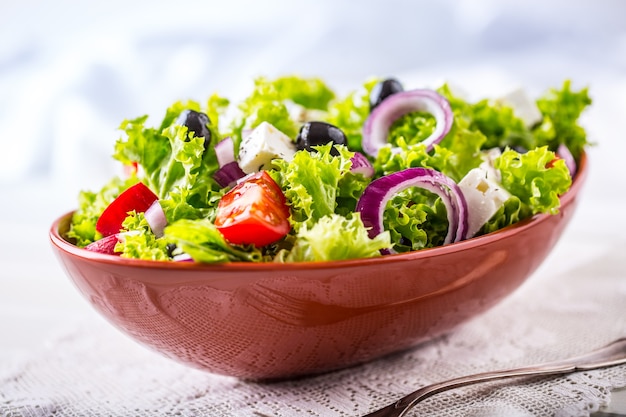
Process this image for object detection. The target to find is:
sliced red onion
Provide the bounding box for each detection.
[350,152,374,178]
[145,200,167,238]
[362,89,453,157]
[213,161,247,188]
[557,143,577,177]
[214,137,236,167]
[85,233,123,255]
[356,167,468,254]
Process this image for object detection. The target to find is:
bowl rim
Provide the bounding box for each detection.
[50,152,587,271]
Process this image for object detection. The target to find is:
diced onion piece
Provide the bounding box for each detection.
[213,161,247,188]
[144,200,167,238]
[557,143,577,177]
[350,152,374,178]
[362,89,453,157]
[84,231,138,255]
[85,234,123,255]
[215,137,236,168]
[356,167,468,254]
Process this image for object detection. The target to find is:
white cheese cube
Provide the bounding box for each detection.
[237,121,296,173]
[458,167,511,238]
[479,147,503,182]
[497,88,543,127]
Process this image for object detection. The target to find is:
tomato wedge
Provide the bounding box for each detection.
[215,171,290,247]
[96,182,158,237]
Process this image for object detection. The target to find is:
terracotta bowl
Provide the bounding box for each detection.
[50,153,587,380]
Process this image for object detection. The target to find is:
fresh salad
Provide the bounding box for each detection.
[66,75,591,263]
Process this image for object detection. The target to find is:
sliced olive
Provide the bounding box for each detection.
[369,78,404,111]
[296,121,348,156]
[177,109,212,148]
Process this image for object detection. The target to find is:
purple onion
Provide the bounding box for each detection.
[355,167,468,254]
[84,233,123,255]
[144,200,167,238]
[557,143,577,178]
[213,161,247,188]
[350,152,374,178]
[214,137,236,168]
[362,89,454,157]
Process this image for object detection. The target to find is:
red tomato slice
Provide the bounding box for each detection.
[215,171,290,247]
[546,155,561,169]
[96,182,159,237]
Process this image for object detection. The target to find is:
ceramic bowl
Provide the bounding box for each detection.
[49,153,587,380]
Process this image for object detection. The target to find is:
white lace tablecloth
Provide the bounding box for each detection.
[1,195,625,417]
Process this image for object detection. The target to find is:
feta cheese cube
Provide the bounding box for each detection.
[458,167,511,238]
[238,121,296,173]
[479,148,503,182]
[497,88,543,128]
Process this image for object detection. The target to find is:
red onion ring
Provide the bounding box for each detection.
[356,167,468,254]
[362,89,453,157]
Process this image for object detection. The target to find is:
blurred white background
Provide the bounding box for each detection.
[1,0,625,366]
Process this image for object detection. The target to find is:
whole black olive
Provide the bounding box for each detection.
[177,109,212,148]
[369,78,404,111]
[296,121,348,156]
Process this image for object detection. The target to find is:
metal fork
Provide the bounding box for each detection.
[361,338,626,417]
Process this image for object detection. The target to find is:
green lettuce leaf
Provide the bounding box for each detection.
[325,77,380,152]
[477,197,530,236]
[437,84,536,151]
[495,147,572,215]
[228,75,336,152]
[114,211,172,260]
[533,80,592,159]
[163,219,262,263]
[383,191,450,252]
[270,144,370,231]
[279,213,391,262]
[113,100,223,210]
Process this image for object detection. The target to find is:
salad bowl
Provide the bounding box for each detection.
[49,153,587,380]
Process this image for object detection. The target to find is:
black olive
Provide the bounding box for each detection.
[165,243,178,258]
[510,145,529,154]
[296,121,348,156]
[369,78,404,111]
[177,109,212,148]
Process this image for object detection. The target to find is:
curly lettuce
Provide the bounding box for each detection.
[495,146,572,215]
[114,211,172,260]
[325,77,380,152]
[228,75,336,151]
[533,80,592,159]
[277,213,391,262]
[270,144,370,231]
